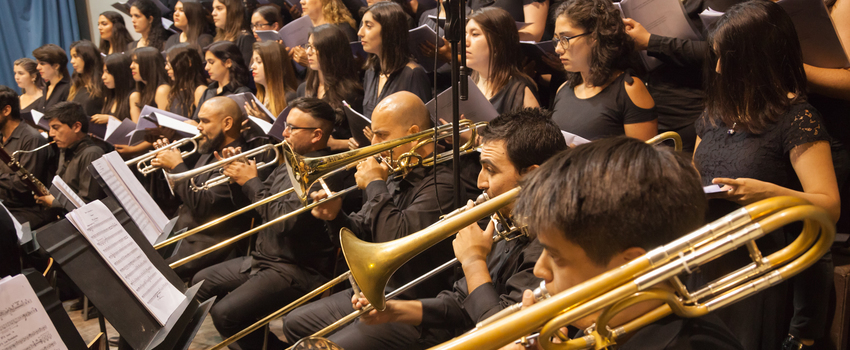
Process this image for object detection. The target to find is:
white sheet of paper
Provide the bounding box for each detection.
[31,110,44,125]
[154,112,200,136]
[279,16,314,48]
[247,116,273,134]
[560,130,591,146]
[66,201,185,325]
[93,152,169,244]
[252,95,275,121]
[0,201,23,242]
[703,185,727,194]
[105,117,122,139]
[0,274,68,350]
[425,77,499,122]
[51,176,85,209]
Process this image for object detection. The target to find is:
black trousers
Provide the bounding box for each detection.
[193,257,326,350]
[281,289,451,350]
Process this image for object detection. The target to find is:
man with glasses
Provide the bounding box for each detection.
[190,98,343,350]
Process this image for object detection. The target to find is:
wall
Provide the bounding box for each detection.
[84,0,142,44]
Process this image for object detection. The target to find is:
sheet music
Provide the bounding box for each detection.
[93,152,168,244]
[31,110,49,130]
[0,275,68,350]
[279,16,314,48]
[425,77,499,122]
[51,176,85,209]
[0,201,23,242]
[105,118,122,139]
[154,113,200,135]
[698,8,723,31]
[778,0,850,68]
[268,107,290,142]
[105,119,137,145]
[66,201,184,325]
[343,101,371,147]
[703,185,727,194]
[561,130,591,146]
[248,116,273,134]
[255,30,281,43]
[408,25,445,73]
[616,0,701,70]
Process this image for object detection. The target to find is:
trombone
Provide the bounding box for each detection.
[428,196,834,350]
[124,134,203,175]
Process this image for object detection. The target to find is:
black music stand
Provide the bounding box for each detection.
[20,268,89,350]
[35,196,214,350]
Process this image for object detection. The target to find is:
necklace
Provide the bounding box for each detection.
[727,122,737,135]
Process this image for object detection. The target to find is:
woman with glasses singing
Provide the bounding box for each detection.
[549,0,656,141]
[465,7,538,114]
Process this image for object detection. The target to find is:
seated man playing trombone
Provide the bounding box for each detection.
[498,137,743,350]
[191,98,345,350]
[280,91,480,350]
[151,97,263,280]
[350,108,568,345]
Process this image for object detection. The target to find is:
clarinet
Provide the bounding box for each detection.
[0,143,50,197]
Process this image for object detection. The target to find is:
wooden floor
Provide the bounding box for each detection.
[67,300,287,350]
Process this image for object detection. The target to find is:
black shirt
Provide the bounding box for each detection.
[238,147,341,277]
[296,82,365,140]
[327,156,479,299]
[35,76,71,113]
[234,34,257,72]
[51,136,106,209]
[164,33,214,52]
[490,76,537,115]
[469,0,545,22]
[71,88,105,117]
[0,122,51,208]
[574,314,744,350]
[419,235,544,330]
[193,81,253,120]
[362,63,432,118]
[551,72,657,140]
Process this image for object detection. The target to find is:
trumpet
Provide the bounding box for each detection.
[125,134,203,175]
[429,196,834,350]
[163,141,280,192]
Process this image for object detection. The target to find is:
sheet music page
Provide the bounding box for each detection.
[408,25,445,73]
[343,102,371,147]
[66,201,184,325]
[105,117,122,140]
[154,113,200,135]
[0,274,68,350]
[560,130,591,146]
[425,77,499,122]
[30,110,44,126]
[0,201,23,243]
[93,152,168,244]
[248,116,273,134]
[255,30,281,42]
[51,176,85,209]
[279,16,314,48]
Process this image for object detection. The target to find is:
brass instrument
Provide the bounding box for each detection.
[646,131,682,151]
[125,134,203,175]
[428,196,834,350]
[0,141,54,196]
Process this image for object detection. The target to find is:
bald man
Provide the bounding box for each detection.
[280,92,479,350]
[152,97,258,280]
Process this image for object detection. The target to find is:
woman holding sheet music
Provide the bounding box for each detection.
[465,7,539,113]
[68,40,105,117]
[212,0,257,69]
[193,41,253,121]
[247,41,298,122]
[97,11,134,55]
[129,47,172,122]
[127,0,170,52]
[548,0,657,141]
[692,2,838,349]
[164,1,215,53]
[359,2,431,118]
[93,53,134,125]
[299,24,364,150]
[165,44,208,119]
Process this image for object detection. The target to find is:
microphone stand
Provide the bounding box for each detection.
[444,0,468,208]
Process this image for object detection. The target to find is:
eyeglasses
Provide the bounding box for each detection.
[551,32,591,50]
[285,124,320,131]
[303,44,315,53]
[251,22,272,30]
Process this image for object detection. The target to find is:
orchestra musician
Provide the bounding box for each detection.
[191,98,345,350]
[281,91,479,349]
[351,108,567,347]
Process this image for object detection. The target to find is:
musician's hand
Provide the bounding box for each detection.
[34,194,54,207]
[90,114,112,124]
[348,137,360,150]
[152,147,183,171]
[362,126,374,143]
[454,209,496,267]
[496,290,545,350]
[223,159,257,186]
[355,293,419,326]
[622,18,651,51]
[153,138,171,149]
[245,100,271,122]
[310,189,343,221]
[216,147,242,160]
[438,116,473,146]
[710,177,777,205]
[419,40,452,64]
[355,157,389,189]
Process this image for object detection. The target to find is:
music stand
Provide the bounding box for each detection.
[19,268,89,350]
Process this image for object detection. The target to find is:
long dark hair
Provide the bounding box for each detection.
[32,44,70,82]
[14,58,45,92]
[69,40,105,102]
[181,1,213,44]
[207,40,251,89]
[306,24,363,125]
[254,4,283,29]
[363,2,412,75]
[555,0,635,88]
[468,7,533,96]
[99,11,134,54]
[704,0,807,134]
[214,0,247,42]
[102,53,135,121]
[132,47,170,108]
[132,0,169,51]
[166,44,207,117]
[253,41,297,116]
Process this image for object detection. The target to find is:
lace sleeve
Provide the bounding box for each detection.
[782,105,831,154]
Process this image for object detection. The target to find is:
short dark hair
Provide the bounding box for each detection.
[479,108,567,172]
[0,86,21,120]
[289,97,336,140]
[515,136,706,266]
[705,0,806,134]
[44,101,89,133]
[32,44,70,80]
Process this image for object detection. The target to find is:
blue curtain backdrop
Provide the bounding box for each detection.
[0,0,81,93]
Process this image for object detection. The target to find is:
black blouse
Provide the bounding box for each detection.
[192,81,253,120]
[489,76,536,114]
[469,0,545,22]
[35,76,71,113]
[234,33,257,71]
[551,72,657,140]
[71,88,104,117]
[362,63,432,118]
[164,33,214,52]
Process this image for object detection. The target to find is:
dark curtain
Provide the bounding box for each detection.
[0,0,81,93]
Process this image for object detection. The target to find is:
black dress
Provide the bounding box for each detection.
[469,0,545,22]
[362,63,432,118]
[164,33,214,52]
[692,102,833,350]
[71,88,104,117]
[489,76,537,114]
[550,72,656,140]
[34,76,71,113]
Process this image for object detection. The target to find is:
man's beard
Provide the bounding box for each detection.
[198,131,225,154]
